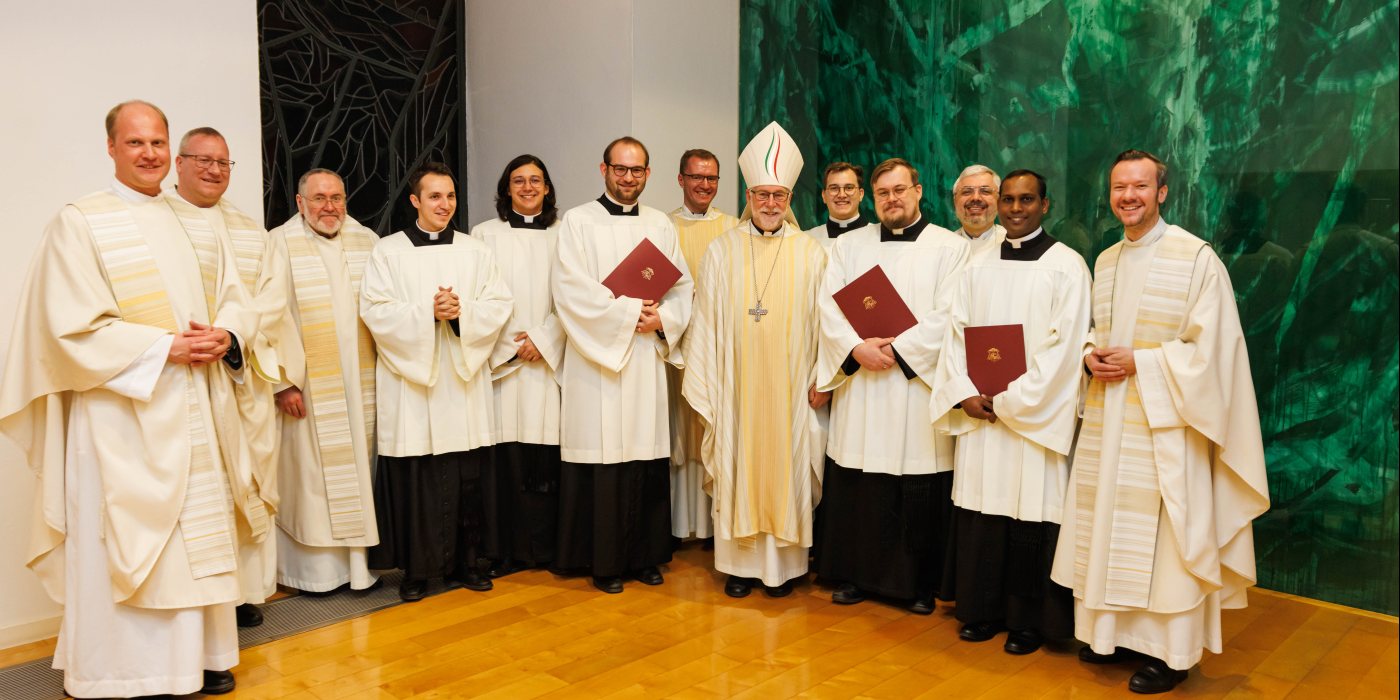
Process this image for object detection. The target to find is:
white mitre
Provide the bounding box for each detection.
[738,121,804,227]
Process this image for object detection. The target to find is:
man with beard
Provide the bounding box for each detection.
[268,169,383,597]
[931,169,1090,655]
[950,164,1005,257]
[683,122,827,598]
[1051,150,1269,694]
[805,162,868,250]
[814,158,968,614]
[552,136,694,593]
[667,148,738,546]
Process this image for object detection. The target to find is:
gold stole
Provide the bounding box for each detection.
[1073,228,1205,607]
[283,226,377,540]
[73,192,237,579]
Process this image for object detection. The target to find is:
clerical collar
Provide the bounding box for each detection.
[961,225,995,241]
[1000,227,1057,261]
[1124,216,1168,248]
[826,213,867,238]
[506,209,548,230]
[406,221,454,247]
[597,193,639,216]
[111,178,159,203]
[749,220,783,237]
[676,205,714,220]
[879,214,928,242]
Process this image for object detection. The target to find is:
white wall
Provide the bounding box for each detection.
[466,0,739,224]
[0,0,263,648]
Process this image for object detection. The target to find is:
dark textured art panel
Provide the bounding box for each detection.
[259,0,466,235]
[741,0,1399,614]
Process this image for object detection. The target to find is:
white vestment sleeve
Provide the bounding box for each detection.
[449,250,514,382]
[359,244,438,387]
[890,241,967,385]
[928,273,981,434]
[814,237,864,392]
[103,335,174,400]
[652,218,694,365]
[528,313,566,372]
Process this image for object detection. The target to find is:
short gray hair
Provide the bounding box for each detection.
[297,168,345,196]
[951,164,1001,195]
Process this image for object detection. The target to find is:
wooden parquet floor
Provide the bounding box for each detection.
[3,544,1396,699]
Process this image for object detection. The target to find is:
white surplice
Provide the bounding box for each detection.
[954,223,1006,259]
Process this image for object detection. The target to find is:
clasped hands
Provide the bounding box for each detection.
[635,299,663,334]
[434,286,461,321]
[852,337,898,371]
[1085,346,1136,382]
[167,320,231,365]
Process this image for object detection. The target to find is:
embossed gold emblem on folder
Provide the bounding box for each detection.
[642,267,655,280]
[832,265,917,338]
[862,295,877,310]
[986,347,1002,362]
[966,325,1025,395]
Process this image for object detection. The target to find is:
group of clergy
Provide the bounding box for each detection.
[0,101,1269,698]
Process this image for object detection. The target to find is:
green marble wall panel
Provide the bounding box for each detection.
[740,0,1399,614]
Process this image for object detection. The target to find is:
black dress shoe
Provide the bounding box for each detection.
[1079,645,1142,664]
[764,580,793,598]
[399,579,428,602]
[958,620,1005,642]
[1128,658,1189,694]
[1004,628,1043,655]
[449,570,494,592]
[724,575,754,598]
[592,575,624,594]
[908,594,934,615]
[633,566,664,585]
[235,603,263,628]
[831,583,865,605]
[200,669,236,695]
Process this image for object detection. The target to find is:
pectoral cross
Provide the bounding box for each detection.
[748,301,768,322]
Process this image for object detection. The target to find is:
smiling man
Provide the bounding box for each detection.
[1050,150,1269,694]
[266,169,383,599]
[931,169,1091,656]
[805,162,868,250]
[949,164,1005,257]
[814,157,968,614]
[360,162,514,602]
[667,148,738,546]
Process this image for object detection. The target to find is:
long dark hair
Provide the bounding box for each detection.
[494,154,559,227]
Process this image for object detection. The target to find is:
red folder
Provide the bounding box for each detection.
[832,265,918,338]
[601,237,683,301]
[965,324,1026,396]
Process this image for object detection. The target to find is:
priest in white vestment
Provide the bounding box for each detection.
[0,101,243,697]
[1050,151,1269,694]
[949,164,1006,257]
[361,163,513,602]
[551,137,694,594]
[668,147,739,543]
[803,162,869,250]
[814,157,968,614]
[475,155,566,574]
[167,126,286,629]
[683,123,827,598]
[931,170,1091,655]
[269,169,381,596]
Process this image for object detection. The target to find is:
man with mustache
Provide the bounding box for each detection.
[267,169,383,599]
[805,162,869,250]
[552,137,694,594]
[682,123,827,599]
[814,157,968,614]
[1050,150,1269,694]
[931,169,1090,655]
[949,164,1005,257]
[667,148,738,547]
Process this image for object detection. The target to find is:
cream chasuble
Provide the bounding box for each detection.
[930,232,1092,523]
[361,230,513,457]
[668,206,737,538]
[551,200,694,464]
[682,222,826,584]
[475,216,565,445]
[1049,219,1270,669]
[815,221,968,475]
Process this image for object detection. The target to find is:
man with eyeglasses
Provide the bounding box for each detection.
[265,169,383,600]
[814,157,968,615]
[1,101,247,697]
[805,162,869,250]
[950,164,1006,257]
[682,122,827,599]
[165,127,289,633]
[552,136,694,594]
[667,148,737,547]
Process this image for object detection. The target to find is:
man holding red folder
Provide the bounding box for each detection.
[551,136,694,594]
[930,169,1092,655]
[814,157,969,614]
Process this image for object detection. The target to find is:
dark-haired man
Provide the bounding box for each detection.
[804,162,868,250]
[931,169,1090,655]
[552,136,694,593]
[361,162,514,602]
[1051,150,1269,694]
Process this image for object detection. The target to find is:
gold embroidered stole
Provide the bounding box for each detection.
[284,226,377,540]
[1073,228,1205,607]
[73,192,237,579]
